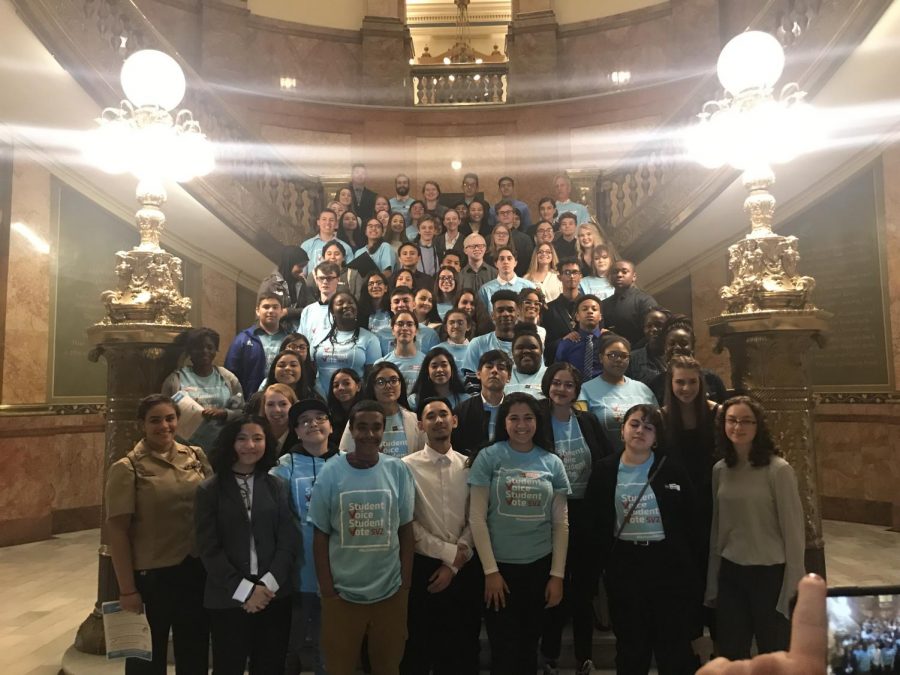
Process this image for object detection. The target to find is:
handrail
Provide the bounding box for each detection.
[411,63,509,105]
[12,0,325,261]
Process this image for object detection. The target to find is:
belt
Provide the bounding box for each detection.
[619,539,664,547]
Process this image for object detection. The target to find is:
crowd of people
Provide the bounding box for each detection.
[105,168,809,675]
[831,618,900,674]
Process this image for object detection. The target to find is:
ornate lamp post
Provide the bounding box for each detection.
[71,49,214,658]
[688,31,830,574]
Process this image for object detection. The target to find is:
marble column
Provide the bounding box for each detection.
[73,325,182,654]
[361,0,413,106]
[507,0,558,102]
[708,310,830,576]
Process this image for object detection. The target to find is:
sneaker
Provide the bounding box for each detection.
[576,659,594,675]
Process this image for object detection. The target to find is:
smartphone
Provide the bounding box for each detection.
[826,585,900,674]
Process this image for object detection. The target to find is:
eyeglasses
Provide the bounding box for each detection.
[550,380,576,390]
[465,244,486,250]
[368,280,385,288]
[316,275,338,282]
[497,209,514,216]
[374,376,402,387]
[604,351,630,361]
[298,414,329,428]
[725,417,758,427]
[438,276,454,283]
[561,269,582,277]
[537,250,552,256]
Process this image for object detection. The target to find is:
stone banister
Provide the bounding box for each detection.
[13,0,325,261]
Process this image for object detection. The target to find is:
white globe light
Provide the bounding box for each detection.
[84,120,133,174]
[717,31,785,95]
[121,50,186,111]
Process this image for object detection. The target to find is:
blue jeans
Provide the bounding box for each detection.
[284,592,324,675]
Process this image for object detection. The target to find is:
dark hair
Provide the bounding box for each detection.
[433,266,460,305]
[558,212,578,227]
[574,294,603,313]
[137,394,178,421]
[453,290,494,338]
[211,415,277,475]
[318,207,338,222]
[256,291,283,307]
[622,404,666,448]
[321,240,347,266]
[348,400,386,428]
[364,361,412,409]
[398,242,419,257]
[422,180,442,196]
[498,176,514,186]
[412,287,441,325]
[490,289,519,307]
[537,196,556,214]
[322,291,361,348]
[391,309,419,330]
[557,256,581,271]
[358,271,390,326]
[599,333,631,354]
[478,348,513,372]
[511,322,542,350]
[462,172,479,186]
[662,355,714,451]
[467,392,550,466]
[467,199,489,223]
[416,396,454,421]
[410,347,467,406]
[541,362,583,399]
[409,199,426,220]
[661,313,696,354]
[440,307,470,341]
[441,250,462,265]
[181,327,220,353]
[327,368,362,410]
[314,260,341,278]
[278,333,317,384]
[265,349,318,401]
[716,395,779,468]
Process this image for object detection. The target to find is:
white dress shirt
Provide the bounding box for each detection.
[402,445,473,572]
[231,473,280,602]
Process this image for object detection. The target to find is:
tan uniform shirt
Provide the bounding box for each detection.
[106,440,212,570]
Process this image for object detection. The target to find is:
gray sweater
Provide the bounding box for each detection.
[704,456,805,618]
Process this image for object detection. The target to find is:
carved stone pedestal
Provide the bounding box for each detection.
[708,309,831,576]
[72,324,183,654]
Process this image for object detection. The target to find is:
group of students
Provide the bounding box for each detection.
[832,619,900,674]
[104,173,808,675]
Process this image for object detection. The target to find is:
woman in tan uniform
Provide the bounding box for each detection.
[106,393,213,674]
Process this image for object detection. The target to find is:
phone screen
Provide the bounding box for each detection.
[826,586,900,674]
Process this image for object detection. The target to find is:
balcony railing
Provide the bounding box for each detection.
[412,63,508,106]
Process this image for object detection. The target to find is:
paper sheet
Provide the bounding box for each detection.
[102,601,152,661]
[171,390,205,439]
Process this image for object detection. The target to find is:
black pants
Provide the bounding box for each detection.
[541,499,594,665]
[209,596,292,675]
[485,554,551,675]
[605,541,695,675]
[128,556,209,675]
[716,558,790,659]
[400,552,484,675]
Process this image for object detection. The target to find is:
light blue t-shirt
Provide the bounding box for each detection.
[380,412,411,458]
[368,310,393,354]
[270,450,332,593]
[307,454,415,603]
[506,365,547,399]
[468,442,570,564]
[389,196,413,224]
[258,330,287,372]
[405,223,419,241]
[436,302,453,320]
[435,340,469,370]
[580,276,614,300]
[172,367,239,451]
[377,351,426,391]
[555,200,591,225]
[614,453,665,541]
[417,324,440,352]
[551,415,592,499]
[313,328,383,393]
[297,302,332,348]
[462,332,513,373]
[478,276,536,314]
[358,242,398,273]
[578,376,656,452]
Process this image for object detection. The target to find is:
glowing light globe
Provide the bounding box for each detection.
[717,31,785,95]
[121,50,186,111]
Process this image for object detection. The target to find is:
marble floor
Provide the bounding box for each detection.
[1,520,898,675]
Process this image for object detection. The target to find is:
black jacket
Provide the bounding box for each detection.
[538,402,613,477]
[543,293,579,365]
[601,286,658,345]
[584,451,702,579]
[351,186,378,222]
[451,395,493,456]
[195,471,300,609]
